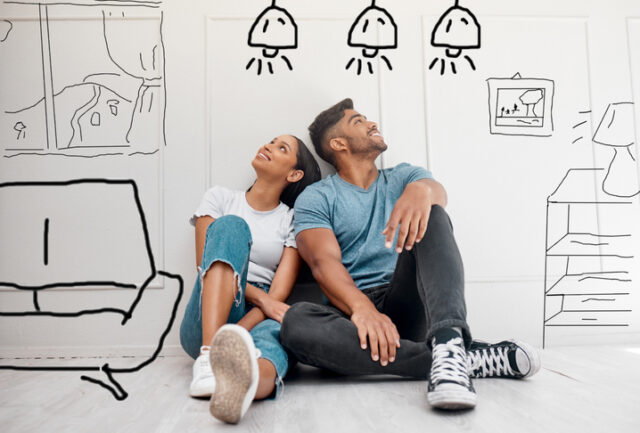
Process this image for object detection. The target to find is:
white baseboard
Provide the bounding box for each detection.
[0,344,185,359]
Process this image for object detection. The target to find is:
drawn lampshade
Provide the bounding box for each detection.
[431,1,480,59]
[248,2,298,58]
[348,2,397,58]
[592,102,639,197]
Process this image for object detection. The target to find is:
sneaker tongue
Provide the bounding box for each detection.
[433,328,462,345]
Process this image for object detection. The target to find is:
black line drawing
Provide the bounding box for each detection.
[571,109,591,144]
[0,179,183,400]
[592,102,639,197]
[246,0,297,75]
[543,168,634,347]
[487,72,555,137]
[0,19,13,42]
[428,0,480,76]
[0,1,167,158]
[345,0,397,76]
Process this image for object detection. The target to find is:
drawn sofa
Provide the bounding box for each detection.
[0,179,183,400]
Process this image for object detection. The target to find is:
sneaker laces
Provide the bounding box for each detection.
[430,337,470,387]
[467,345,514,378]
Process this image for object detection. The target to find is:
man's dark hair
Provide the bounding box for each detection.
[308,98,354,167]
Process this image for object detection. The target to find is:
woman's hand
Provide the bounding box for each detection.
[259,297,290,323]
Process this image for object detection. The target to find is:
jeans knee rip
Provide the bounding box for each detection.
[198,260,244,310]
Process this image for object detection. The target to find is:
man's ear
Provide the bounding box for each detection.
[329,137,348,153]
[287,169,304,183]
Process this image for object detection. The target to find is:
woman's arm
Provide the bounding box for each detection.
[237,247,301,330]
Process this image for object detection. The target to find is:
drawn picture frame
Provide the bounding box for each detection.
[487,74,555,137]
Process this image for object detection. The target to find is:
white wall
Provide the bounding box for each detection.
[1,0,640,355]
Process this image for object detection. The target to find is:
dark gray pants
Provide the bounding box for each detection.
[280,205,471,379]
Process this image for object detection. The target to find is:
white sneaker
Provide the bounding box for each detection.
[189,346,216,397]
[209,324,260,424]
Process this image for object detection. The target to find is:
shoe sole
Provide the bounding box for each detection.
[428,384,477,410]
[189,381,214,398]
[510,340,541,378]
[209,325,258,424]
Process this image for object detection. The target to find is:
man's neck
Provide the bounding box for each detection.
[337,158,379,190]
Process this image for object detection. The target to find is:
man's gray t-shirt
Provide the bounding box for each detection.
[294,163,432,290]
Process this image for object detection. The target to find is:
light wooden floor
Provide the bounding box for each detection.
[2,344,639,433]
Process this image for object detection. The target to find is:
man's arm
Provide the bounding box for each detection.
[297,228,400,367]
[382,178,448,253]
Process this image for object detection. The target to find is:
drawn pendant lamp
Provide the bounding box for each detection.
[346,1,397,76]
[246,0,297,75]
[429,0,481,75]
[593,102,640,197]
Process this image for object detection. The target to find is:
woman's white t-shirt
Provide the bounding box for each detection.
[191,186,296,285]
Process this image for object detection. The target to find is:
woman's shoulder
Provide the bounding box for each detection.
[204,184,233,197]
[274,202,295,226]
[203,185,245,203]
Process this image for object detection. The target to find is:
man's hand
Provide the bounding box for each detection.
[382,179,446,253]
[351,302,400,366]
[258,297,290,323]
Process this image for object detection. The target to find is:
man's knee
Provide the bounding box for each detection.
[427,204,452,230]
[280,302,316,350]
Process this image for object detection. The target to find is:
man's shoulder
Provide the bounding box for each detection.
[382,162,414,174]
[381,163,431,182]
[297,175,337,202]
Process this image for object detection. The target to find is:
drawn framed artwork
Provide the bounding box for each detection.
[0,0,167,158]
[487,72,555,137]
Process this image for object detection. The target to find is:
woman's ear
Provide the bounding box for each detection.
[287,169,304,183]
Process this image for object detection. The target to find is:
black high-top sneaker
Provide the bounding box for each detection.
[467,340,541,379]
[427,328,476,410]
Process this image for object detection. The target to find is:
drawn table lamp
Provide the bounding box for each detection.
[429,0,481,75]
[246,0,298,75]
[592,102,639,197]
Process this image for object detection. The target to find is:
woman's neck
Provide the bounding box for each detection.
[245,177,283,211]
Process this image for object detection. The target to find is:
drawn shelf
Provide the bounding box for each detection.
[543,168,634,346]
[546,233,633,257]
[545,271,632,295]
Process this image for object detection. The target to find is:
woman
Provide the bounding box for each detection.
[179,134,320,424]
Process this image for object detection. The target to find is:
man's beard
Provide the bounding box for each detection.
[346,135,387,155]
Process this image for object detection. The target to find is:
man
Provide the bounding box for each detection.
[280,98,540,410]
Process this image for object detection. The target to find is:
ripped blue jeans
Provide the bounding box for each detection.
[179,215,291,398]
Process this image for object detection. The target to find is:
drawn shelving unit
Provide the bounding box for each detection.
[543,168,634,347]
